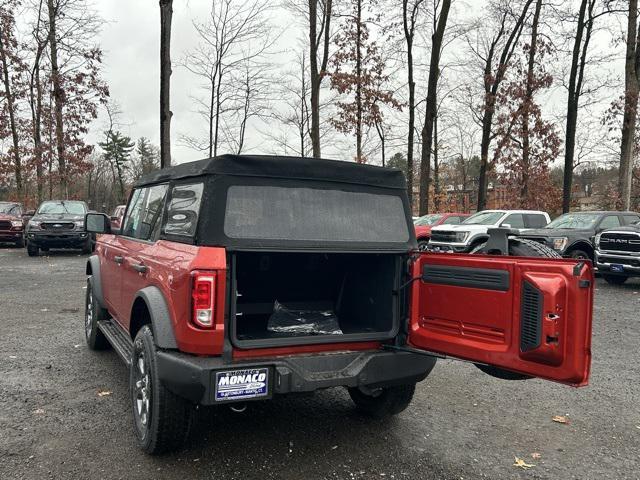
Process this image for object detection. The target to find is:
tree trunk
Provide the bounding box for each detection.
[521,0,542,207]
[208,76,215,158]
[433,113,440,211]
[0,27,22,199]
[160,0,173,168]
[47,0,67,197]
[419,0,451,215]
[403,0,417,209]
[619,0,640,210]
[308,0,332,158]
[563,0,593,213]
[355,0,363,162]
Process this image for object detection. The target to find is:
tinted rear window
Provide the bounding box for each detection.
[223,185,409,243]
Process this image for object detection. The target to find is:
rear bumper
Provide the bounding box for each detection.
[27,231,88,247]
[156,349,437,405]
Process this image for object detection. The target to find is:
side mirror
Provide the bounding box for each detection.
[85,213,111,234]
[501,223,512,229]
[110,216,119,221]
[24,210,35,217]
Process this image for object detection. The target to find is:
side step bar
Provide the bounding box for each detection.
[97,319,133,367]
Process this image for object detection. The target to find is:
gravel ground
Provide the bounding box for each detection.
[1,246,639,480]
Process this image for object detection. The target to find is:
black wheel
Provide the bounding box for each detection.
[348,384,416,418]
[85,277,110,350]
[40,246,49,252]
[603,274,628,285]
[27,242,39,256]
[568,249,591,261]
[417,240,429,251]
[15,236,25,248]
[131,325,194,454]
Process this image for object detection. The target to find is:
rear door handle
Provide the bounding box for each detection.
[132,263,148,274]
[114,256,124,264]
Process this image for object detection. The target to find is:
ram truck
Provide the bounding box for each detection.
[84,155,594,454]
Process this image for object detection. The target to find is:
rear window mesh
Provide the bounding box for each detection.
[223,185,409,243]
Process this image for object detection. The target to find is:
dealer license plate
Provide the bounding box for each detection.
[215,367,269,402]
[610,264,625,273]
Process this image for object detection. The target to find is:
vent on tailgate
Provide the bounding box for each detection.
[422,264,510,291]
[520,281,542,352]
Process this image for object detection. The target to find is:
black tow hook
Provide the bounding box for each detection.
[229,403,247,413]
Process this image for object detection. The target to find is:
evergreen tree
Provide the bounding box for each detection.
[99,130,134,203]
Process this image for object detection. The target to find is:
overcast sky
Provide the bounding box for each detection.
[92,0,301,165]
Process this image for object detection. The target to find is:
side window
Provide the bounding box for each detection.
[599,215,621,230]
[525,214,548,229]
[502,214,525,228]
[623,214,640,225]
[163,183,204,238]
[442,216,461,225]
[122,189,145,238]
[121,185,168,240]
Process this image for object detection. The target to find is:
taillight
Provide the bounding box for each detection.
[191,271,216,328]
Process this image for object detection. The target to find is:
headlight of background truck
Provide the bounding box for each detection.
[594,233,601,247]
[455,232,469,243]
[11,220,23,228]
[74,220,84,229]
[551,237,568,251]
[28,220,41,230]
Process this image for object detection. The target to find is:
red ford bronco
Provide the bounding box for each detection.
[84,155,594,454]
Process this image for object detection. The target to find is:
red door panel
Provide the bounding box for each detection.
[409,253,593,386]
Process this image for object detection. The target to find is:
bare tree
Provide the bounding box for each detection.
[619,0,640,210]
[562,0,596,212]
[308,0,333,158]
[402,0,424,208]
[159,0,172,168]
[180,0,275,157]
[468,0,533,211]
[418,0,451,215]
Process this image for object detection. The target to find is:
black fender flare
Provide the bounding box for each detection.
[564,239,594,258]
[85,255,106,308]
[134,287,178,349]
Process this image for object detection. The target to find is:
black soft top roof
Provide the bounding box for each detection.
[135,154,406,190]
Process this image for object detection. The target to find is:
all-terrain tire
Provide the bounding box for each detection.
[131,325,194,455]
[603,274,628,285]
[81,239,92,255]
[473,237,561,258]
[15,236,25,248]
[26,242,39,256]
[417,239,429,251]
[348,384,416,419]
[84,277,110,350]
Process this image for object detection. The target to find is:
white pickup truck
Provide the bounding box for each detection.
[427,209,550,253]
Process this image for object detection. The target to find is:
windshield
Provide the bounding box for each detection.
[414,214,443,226]
[37,201,86,215]
[545,213,599,229]
[0,202,17,214]
[462,211,505,226]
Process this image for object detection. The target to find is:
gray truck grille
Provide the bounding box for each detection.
[599,232,640,253]
[41,222,75,231]
[430,230,458,243]
[0,220,11,230]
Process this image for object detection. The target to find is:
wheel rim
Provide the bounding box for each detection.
[85,289,93,338]
[133,351,151,433]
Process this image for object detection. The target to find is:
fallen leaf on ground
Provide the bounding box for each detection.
[531,452,542,459]
[552,415,569,424]
[513,457,535,470]
[97,390,112,397]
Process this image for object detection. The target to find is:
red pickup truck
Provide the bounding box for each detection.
[84,155,594,454]
[414,212,470,250]
[0,201,27,247]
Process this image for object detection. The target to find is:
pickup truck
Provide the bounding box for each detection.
[428,209,550,253]
[595,221,640,284]
[83,155,593,454]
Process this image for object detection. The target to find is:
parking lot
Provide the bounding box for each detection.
[0,246,639,480]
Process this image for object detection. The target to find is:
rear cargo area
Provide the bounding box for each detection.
[231,252,402,347]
